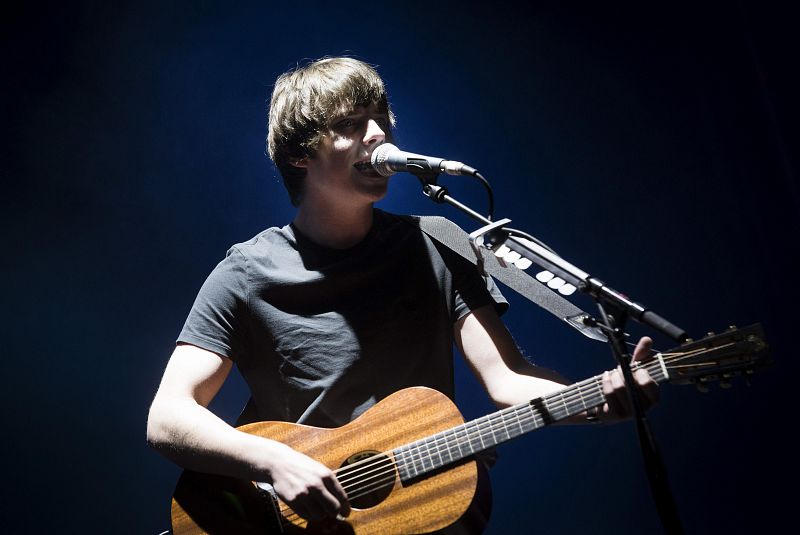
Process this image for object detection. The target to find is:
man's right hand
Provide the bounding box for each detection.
[266,443,351,522]
[147,345,350,523]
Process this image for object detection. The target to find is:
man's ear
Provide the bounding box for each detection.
[289,156,309,169]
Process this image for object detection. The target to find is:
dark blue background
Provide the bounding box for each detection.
[4,1,796,533]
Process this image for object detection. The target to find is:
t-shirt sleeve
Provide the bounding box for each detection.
[177,247,250,360]
[453,269,508,322]
[433,241,509,321]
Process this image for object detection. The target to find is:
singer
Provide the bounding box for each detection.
[147,57,658,534]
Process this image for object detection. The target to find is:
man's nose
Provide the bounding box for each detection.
[363,119,386,146]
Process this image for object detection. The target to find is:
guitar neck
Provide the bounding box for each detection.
[394,358,669,481]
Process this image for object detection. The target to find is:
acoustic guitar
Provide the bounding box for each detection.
[170,324,769,534]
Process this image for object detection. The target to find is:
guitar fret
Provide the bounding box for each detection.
[528,404,541,431]
[414,441,426,474]
[487,415,497,446]
[558,390,569,418]
[465,421,480,452]
[433,434,444,467]
[395,447,413,480]
[541,395,556,423]
[494,412,508,442]
[444,427,458,463]
[441,428,453,465]
[407,448,418,479]
[466,423,477,454]
[408,441,426,478]
[477,417,488,450]
[455,426,466,460]
[422,438,433,472]
[513,405,525,435]
[497,411,510,442]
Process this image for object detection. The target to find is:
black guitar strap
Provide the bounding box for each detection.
[405,215,606,342]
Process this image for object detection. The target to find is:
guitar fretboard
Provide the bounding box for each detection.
[393,359,668,481]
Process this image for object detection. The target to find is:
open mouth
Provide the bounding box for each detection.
[354,160,383,178]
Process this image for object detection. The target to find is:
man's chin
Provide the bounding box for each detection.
[356,179,389,202]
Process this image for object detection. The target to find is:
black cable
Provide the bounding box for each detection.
[472,171,494,221]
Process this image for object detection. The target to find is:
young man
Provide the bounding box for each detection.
[147,57,657,532]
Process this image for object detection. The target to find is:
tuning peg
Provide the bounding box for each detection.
[719,374,732,389]
[707,331,716,337]
[728,325,737,331]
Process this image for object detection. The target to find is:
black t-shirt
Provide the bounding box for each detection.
[178,209,507,428]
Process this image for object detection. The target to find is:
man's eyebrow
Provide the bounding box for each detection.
[331,108,361,121]
[330,106,387,125]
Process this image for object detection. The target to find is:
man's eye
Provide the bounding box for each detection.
[336,119,355,129]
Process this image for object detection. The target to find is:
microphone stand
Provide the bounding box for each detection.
[413,170,686,534]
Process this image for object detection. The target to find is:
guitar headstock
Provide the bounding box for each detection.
[655,324,770,389]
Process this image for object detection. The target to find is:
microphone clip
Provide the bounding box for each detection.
[422,182,448,203]
[409,164,441,185]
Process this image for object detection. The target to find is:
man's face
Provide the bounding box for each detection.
[301,101,391,206]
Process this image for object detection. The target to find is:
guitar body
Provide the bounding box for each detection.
[171,387,479,534]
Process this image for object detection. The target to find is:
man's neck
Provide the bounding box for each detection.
[293,199,375,249]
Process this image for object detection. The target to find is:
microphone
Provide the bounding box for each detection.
[371,143,478,177]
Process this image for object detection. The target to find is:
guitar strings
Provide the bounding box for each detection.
[325,345,670,490]
[326,352,677,492]
[279,373,625,522]
[277,348,711,525]
[278,374,610,524]
[336,370,610,485]
[330,345,680,488]
[278,349,704,525]
[348,346,716,491]
[329,349,698,491]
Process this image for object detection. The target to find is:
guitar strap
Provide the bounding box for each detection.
[405,215,606,342]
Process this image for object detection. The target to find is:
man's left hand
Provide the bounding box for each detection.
[598,336,659,423]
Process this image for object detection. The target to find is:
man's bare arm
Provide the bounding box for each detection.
[146,344,350,521]
[454,305,658,422]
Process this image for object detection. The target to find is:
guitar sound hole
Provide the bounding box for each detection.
[339,450,396,509]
